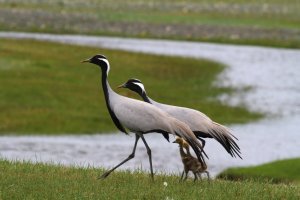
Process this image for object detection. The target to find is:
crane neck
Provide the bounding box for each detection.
[101,68,114,105]
[185,146,191,156]
[179,145,188,158]
[140,91,152,104]
[99,67,128,134]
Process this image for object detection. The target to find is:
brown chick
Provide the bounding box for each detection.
[173,137,210,181]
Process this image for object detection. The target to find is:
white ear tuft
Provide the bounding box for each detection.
[98,58,110,75]
[133,82,145,92]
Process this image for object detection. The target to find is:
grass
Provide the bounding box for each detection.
[0,39,262,134]
[0,0,299,48]
[218,158,300,184]
[0,160,299,200]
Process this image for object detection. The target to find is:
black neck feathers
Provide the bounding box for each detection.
[141,92,151,104]
[100,69,128,134]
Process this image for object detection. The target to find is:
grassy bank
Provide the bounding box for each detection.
[0,160,298,200]
[0,39,261,134]
[218,158,300,185]
[0,0,299,48]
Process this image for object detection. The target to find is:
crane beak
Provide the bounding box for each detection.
[172,140,177,143]
[81,58,91,63]
[117,83,126,89]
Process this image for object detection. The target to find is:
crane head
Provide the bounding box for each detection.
[118,78,146,96]
[81,54,110,74]
[173,136,190,149]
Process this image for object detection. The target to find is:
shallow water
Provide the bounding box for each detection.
[0,32,299,177]
[0,119,299,177]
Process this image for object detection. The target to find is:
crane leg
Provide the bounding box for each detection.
[183,171,188,181]
[140,134,154,180]
[193,172,198,182]
[198,172,203,180]
[180,170,185,182]
[99,134,140,179]
[205,171,210,181]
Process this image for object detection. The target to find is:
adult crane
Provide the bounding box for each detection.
[118,78,241,159]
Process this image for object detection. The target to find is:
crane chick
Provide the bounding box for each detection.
[173,137,210,182]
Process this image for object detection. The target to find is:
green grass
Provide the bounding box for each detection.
[0,160,299,200]
[0,0,299,48]
[0,39,262,134]
[218,158,300,184]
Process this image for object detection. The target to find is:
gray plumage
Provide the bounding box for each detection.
[119,78,241,159]
[81,55,207,180]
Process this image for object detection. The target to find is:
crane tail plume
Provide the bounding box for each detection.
[208,122,242,159]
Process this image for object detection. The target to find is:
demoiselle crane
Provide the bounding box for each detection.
[118,78,242,159]
[81,55,207,180]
